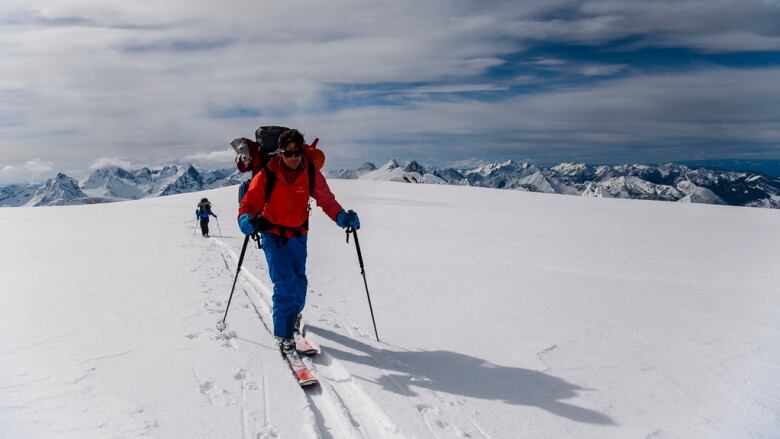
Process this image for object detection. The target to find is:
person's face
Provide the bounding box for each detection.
[281,141,303,168]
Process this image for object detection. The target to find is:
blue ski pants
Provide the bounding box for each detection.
[261,233,308,339]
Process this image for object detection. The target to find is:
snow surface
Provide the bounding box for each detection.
[1,180,779,438]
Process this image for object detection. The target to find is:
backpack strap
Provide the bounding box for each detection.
[307,158,316,194]
[264,170,276,205]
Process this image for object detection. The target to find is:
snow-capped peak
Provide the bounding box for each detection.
[471,159,520,176]
[378,159,399,171]
[403,160,427,174]
[551,162,588,176]
[27,173,88,206]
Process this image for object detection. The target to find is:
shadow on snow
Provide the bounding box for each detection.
[309,325,616,426]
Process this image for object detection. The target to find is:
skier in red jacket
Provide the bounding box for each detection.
[237,129,360,356]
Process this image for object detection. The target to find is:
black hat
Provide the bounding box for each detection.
[201,198,208,202]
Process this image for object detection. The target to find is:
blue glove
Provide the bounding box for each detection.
[238,214,256,235]
[336,210,360,229]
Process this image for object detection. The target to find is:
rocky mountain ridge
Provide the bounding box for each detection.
[0,164,247,207]
[2,159,779,209]
[328,159,780,209]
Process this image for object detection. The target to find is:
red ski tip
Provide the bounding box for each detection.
[296,368,317,383]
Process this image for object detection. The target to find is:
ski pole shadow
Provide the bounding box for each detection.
[308,325,616,426]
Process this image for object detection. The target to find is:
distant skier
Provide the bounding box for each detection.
[236,128,359,357]
[196,198,218,237]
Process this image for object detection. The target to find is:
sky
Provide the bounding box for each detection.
[2,0,780,183]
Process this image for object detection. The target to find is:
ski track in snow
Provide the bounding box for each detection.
[210,237,406,439]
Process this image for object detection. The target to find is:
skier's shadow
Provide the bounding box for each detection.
[308,326,616,426]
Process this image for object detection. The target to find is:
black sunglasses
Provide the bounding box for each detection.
[281,149,303,158]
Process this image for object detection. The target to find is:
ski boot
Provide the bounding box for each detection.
[277,336,297,356]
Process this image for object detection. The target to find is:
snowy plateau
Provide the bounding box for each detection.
[1,179,778,438]
[2,160,780,209]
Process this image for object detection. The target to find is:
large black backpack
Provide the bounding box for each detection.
[255,125,289,167]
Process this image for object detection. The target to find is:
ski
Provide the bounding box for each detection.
[282,350,318,387]
[294,319,320,356]
[295,336,320,356]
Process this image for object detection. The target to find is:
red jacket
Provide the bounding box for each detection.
[238,155,343,237]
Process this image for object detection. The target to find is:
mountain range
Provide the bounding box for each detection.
[0,164,248,207]
[1,160,779,209]
[328,159,780,209]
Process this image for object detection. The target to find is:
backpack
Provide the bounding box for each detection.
[231,125,292,176]
[255,126,325,203]
[255,125,290,169]
[255,125,325,170]
[196,200,211,218]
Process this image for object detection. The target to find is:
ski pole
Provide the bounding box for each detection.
[346,227,379,342]
[215,217,223,236]
[217,234,251,332]
[194,220,199,235]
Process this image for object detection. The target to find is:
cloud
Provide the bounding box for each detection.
[405,84,509,94]
[183,150,234,167]
[0,166,22,185]
[527,59,629,78]
[116,37,236,53]
[304,67,780,166]
[0,158,55,184]
[532,57,567,66]
[0,7,171,30]
[504,0,780,52]
[580,64,629,76]
[651,31,780,53]
[24,158,54,173]
[89,157,133,169]
[0,1,537,170]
